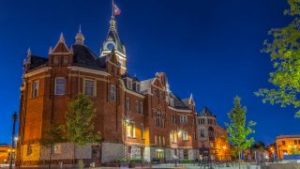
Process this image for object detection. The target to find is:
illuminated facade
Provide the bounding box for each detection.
[276,135,300,159]
[0,145,12,164]
[196,107,230,161]
[16,13,230,167]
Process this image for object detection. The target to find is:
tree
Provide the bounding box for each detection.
[255,0,300,117]
[225,96,255,169]
[63,94,101,169]
[41,124,65,169]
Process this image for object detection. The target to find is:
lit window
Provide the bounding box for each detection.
[126,123,136,138]
[84,79,95,96]
[109,84,116,101]
[26,144,32,156]
[55,77,65,95]
[182,131,189,141]
[32,80,39,98]
[141,123,144,139]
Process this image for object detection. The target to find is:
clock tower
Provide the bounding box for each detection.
[100,16,127,74]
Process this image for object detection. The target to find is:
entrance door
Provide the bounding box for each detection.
[91,145,101,166]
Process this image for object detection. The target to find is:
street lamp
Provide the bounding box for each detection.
[9,112,17,169]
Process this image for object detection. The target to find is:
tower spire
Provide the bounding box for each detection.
[75,25,85,45]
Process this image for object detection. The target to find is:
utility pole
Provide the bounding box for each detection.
[9,112,17,169]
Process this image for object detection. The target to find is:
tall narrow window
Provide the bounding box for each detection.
[135,100,139,113]
[32,80,39,98]
[84,79,95,96]
[182,131,189,141]
[125,97,130,113]
[109,84,116,101]
[55,77,65,95]
[141,123,144,139]
[139,101,143,114]
[126,123,136,138]
[127,79,132,89]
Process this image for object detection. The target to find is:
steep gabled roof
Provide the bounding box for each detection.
[28,55,48,70]
[169,92,190,110]
[198,106,216,117]
[72,44,106,70]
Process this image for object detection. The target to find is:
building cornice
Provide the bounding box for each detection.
[68,66,110,76]
[24,67,52,78]
[168,106,192,113]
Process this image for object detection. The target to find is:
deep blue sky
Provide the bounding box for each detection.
[0,0,298,144]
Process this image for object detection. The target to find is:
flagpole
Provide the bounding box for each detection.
[111,0,114,18]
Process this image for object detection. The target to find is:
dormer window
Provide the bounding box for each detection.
[134,82,140,92]
[169,97,175,107]
[126,78,132,90]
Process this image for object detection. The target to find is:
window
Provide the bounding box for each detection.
[282,141,286,145]
[172,115,177,124]
[180,115,188,124]
[84,79,95,96]
[169,97,174,106]
[53,144,61,154]
[199,118,205,125]
[55,77,65,95]
[141,123,144,139]
[32,80,39,98]
[182,131,189,141]
[109,84,116,101]
[126,123,136,138]
[136,83,140,92]
[135,100,139,113]
[127,79,132,89]
[170,131,177,143]
[138,101,143,114]
[163,136,165,146]
[63,57,68,64]
[26,144,32,156]
[125,97,130,113]
[295,140,298,145]
[200,129,205,138]
[158,136,162,145]
[155,136,158,145]
[155,111,165,128]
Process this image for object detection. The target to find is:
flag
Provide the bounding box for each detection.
[112,1,121,16]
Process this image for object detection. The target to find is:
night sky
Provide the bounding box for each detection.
[0,0,298,145]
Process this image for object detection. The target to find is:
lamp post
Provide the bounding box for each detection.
[9,112,17,169]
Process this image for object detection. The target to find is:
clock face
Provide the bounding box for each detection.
[106,42,115,50]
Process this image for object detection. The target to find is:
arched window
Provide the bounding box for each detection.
[208,127,215,138]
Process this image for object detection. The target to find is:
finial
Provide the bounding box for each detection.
[27,48,31,57]
[75,25,85,45]
[59,32,65,42]
[79,24,82,33]
[48,46,53,54]
[109,16,117,32]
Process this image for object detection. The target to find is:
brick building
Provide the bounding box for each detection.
[16,14,228,167]
[196,107,230,161]
[275,135,300,159]
[0,144,12,164]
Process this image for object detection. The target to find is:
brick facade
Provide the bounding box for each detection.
[16,16,228,167]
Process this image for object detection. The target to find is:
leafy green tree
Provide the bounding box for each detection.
[255,0,300,117]
[41,124,65,169]
[226,96,255,169]
[63,94,101,169]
